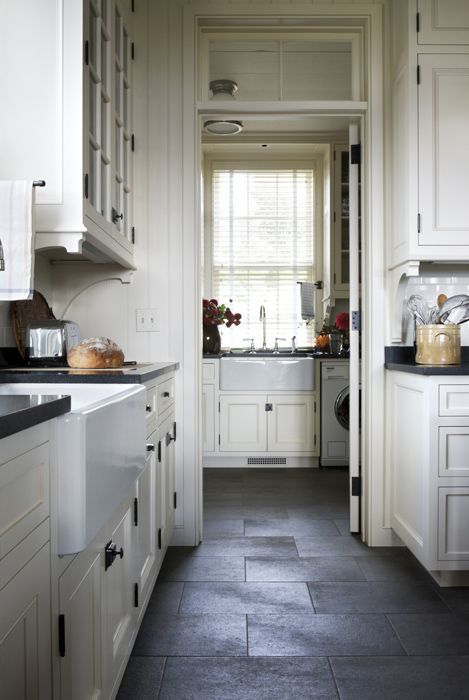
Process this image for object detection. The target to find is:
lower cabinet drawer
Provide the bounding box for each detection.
[156,376,175,417]
[438,487,469,560]
[439,385,469,417]
[438,427,469,477]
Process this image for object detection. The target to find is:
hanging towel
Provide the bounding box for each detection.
[299,281,315,320]
[0,181,34,300]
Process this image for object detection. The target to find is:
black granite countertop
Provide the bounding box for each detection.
[0,394,71,439]
[204,352,349,360]
[385,346,469,375]
[0,362,179,384]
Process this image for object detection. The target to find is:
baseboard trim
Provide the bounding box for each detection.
[203,456,319,468]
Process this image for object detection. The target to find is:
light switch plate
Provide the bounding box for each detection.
[136,308,159,332]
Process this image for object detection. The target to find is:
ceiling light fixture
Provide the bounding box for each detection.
[203,79,243,135]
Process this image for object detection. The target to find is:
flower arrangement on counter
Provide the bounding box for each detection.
[314,312,350,352]
[202,298,242,327]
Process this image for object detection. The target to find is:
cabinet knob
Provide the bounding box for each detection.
[112,207,124,224]
[146,404,152,413]
[104,540,124,570]
[162,391,170,398]
[146,443,155,452]
[165,432,175,447]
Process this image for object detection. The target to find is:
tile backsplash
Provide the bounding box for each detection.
[403,265,469,346]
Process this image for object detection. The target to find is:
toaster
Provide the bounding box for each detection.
[25,320,81,365]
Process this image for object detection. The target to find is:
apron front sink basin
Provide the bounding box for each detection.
[219,356,315,391]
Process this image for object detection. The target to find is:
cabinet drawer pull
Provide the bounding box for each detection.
[158,527,162,549]
[165,432,175,446]
[265,403,273,412]
[162,391,170,398]
[146,404,152,413]
[104,540,124,570]
[146,443,155,452]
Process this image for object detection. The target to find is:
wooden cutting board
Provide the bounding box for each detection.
[10,291,55,359]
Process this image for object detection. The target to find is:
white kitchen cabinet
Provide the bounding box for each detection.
[161,411,177,546]
[388,370,469,583]
[219,393,317,454]
[417,0,469,45]
[0,425,52,700]
[202,384,216,453]
[1,0,135,267]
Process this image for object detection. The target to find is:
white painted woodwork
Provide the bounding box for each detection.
[333,144,351,295]
[145,385,158,435]
[219,395,267,452]
[202,383,216,453]
[0,442,49,561]
[156,376,176,417]
[418,0,469,45]
[202,362,216,383]
[267,395,315,452]
[438,427,469,477]
[438,488,469,560]
[0,542,51,700]
[418,54,469,247]
[162,411,177,543]
[102,501,135,699]
[439,384,469,416]
[59,551,103,700]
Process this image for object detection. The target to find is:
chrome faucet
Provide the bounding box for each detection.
[243,338,255,353]
[291,335,296,353]
[259,305,267,350]
[273,337,285,354]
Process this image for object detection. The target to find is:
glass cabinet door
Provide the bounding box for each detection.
[333,146,361,295]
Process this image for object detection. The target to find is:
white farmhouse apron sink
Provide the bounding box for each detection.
[220,356,315,391]
[0,383,146,555]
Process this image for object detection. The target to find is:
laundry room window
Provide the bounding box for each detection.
[208,162,316,347]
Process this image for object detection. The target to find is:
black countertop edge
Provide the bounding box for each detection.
[0,395,71,440]
[203,353,349,360]
[0,362,179,384]
[385,346,469,375]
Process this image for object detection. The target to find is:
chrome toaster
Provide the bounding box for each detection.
[25,320,81,365]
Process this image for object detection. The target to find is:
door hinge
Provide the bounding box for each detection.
[218,401,220,412]
[131,42,135,60]
[131,134,135,152]
[314,433,316,446]
[131,226,135,244]
[173,421,177,442]
[417,213,421,233]
[416,12,420,33]
[174,491,177,509]
[351,310,361,332]
[131,0,135,11]
[158,440,161,462]
[333,211,336,223]
[218,434,220,445]
[351,475,362,497]
[84,173,89,199]
[334,272,336,284]
[314,400,317,414]
[158,527,162,549]
[350,144,361,165]
[133,497,138,526]
[333,149,336,161]
[417,64,421,85]
[58,614,66,657]
[265,403,273,412]
[134,582,139,607]
[84,40,89,66]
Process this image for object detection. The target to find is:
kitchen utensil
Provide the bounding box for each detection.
[407,295,430,325]
[10,290,55,358]
[25,320,81,366]
[437,294,469,323]
[446,301,469,325]
[437,293,448,308]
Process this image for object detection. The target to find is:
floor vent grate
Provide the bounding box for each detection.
[247,457,287,465]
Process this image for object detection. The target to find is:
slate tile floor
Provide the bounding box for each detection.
[118,468,469,699]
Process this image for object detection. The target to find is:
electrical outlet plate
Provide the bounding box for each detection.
[136,308,159,332]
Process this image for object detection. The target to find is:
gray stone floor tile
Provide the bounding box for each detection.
[246,557,366,582]
[244,518,340,537]
[388,613,469,655]
[203,494,244,505]
[179,582,313,614]
[203,519,245,537]
[160,555,245,582]
[204,505,289,520]
[334,519,351,535]
[287,505,350,520]
[194,536,298,558]
[435,587,469,613]
[116,656,165,699]
[330,656,469,700]
[355,554,432,582]
[248,614,405,656]
[308,581,449,613]
[159,656,339,700]
[295,536,377,557]
[146,582,184,613]
[134,613,247,657]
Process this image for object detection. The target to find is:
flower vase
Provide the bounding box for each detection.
[203,324,221,354]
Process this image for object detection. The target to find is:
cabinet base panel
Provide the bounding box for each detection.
[429,569,469,588]
[203,456,318,468]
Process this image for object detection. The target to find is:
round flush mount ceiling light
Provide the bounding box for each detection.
[203,79,243,135]
[203,119,243,135]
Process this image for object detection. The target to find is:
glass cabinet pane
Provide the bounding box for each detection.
[100,158,108,218]
[283,40,352,100]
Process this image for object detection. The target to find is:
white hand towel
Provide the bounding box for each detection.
[0,181,35,300]
[300,281,315,320]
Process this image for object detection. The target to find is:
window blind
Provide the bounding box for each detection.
[211,165,315,347]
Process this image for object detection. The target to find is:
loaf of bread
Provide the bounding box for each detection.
[67,337,125,369]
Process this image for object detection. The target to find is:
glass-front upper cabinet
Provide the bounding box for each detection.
[198,30,363,102]
[84,0,133,249]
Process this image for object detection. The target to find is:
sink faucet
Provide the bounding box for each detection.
[243,338,255,353]
[291,335,296,353]
[273,337,285,354]
[259,305,267,350]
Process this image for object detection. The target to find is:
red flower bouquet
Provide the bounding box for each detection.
[334,312,350,332]
[202,299,242,327]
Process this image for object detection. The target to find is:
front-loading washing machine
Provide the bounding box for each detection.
[320,360,350,466]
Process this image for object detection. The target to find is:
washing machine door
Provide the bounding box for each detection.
[334,386,350,430]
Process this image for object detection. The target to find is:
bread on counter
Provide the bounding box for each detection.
[67,337,125,369]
